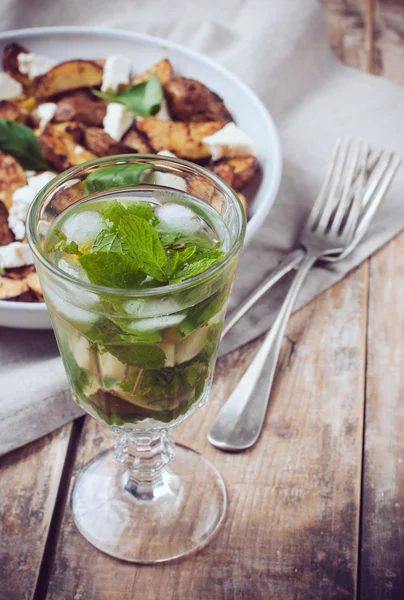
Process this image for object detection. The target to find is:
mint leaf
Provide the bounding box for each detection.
[54,229,67,242]
[158,230,214,253]
[119,214,168,282]
[0,120,49,170]
[170,255,223,283]
[79,252,144,288]
[112,318,162,342]
[53,240,81,255]
[92,229,123,253]
[92,74,163,116]
[59,335,89,392]
[101,200,127,227]
[85,164,152,195]
[105,343,166,369]
[126,201,157,224]
[166,246,196,277]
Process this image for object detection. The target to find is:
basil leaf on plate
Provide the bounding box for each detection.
[84,163,152,194]
[0,120,49,170]
[92,74,163,116]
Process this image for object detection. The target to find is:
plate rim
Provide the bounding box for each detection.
[0,25,282,315]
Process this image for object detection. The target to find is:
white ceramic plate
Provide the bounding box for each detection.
[0,26,282,329]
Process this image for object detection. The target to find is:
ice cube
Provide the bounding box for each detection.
[156,203,202,234]
[125,313,186,333]
[123,297,182,318]
[62,211,105,245]
[57,258,98,305]
[45,287,97,326]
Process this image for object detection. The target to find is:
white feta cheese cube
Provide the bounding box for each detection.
[37,102,57,130]
[8,172,56,239]
[0,242,33,269]
[103,102,133,141]
[0,73,23,100]
[202,122,255,162]
[101,55,132,93]
[157,150,177,157]
[17,52,57,79]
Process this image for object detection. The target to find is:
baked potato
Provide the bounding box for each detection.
[2,42,30,87]
[0,200,14,245]
[122,127,153,153]
[0,152,27,210]
[164,77,232,123]
[136,119,223,160]
[0,100,29,123]
[36,60,103,98]
[83,127,129,157]
[54,96,107,126]
[210,156,258,190]
[40,122,96,171]
[131,59,173,85]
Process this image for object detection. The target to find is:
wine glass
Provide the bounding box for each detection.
[27,155,246,563]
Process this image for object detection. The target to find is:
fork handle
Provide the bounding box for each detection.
[208,251,317,451]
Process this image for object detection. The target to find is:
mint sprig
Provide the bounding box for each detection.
[84,164,152,195]
[79,252,145,288]
[118,214,168,282]
[92,74,163,116]
[91,230,123,253]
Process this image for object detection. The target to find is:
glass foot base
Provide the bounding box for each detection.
[71,444,226,563]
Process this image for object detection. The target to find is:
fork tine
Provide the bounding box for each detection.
[340,142,369,238]
[306,138,342,229]
[349,152,401,243]
[329,139,363,235]
[316,137,352,232]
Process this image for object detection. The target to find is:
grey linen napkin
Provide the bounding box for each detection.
[1,0,403,455]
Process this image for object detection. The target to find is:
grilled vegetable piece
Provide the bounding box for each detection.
[210,156,258,190]
[164,77,232,123]
[131,59,173,85]
[54,96,107,126]
[0,201,14,245]
[0,100,29,123]
[122,127,153,153]
[0,275,29,300]
[39,122,96,171]
[83,127,128,157]
[0,152,27,209]
[2,42,30,87]
[186,175,215,203]
[25,271,42,297]
[136,119,223,160]
[36,60,103,98]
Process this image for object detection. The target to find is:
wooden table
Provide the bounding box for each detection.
[1,7,403,600]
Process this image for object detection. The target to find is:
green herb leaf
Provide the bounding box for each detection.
[91,230,123,253]
[59,335,89,392]
[100,200,127,227]
[84,164,152,195]
[105,343,166,369]
[166,246,196,277]
[158,230,215,253]
[0,119,49,170]
[126,201,157,224]
[0,267,5,275]
[79,252,145,288]
[118,214,168,282]
[52,240,81,255]
[170,254,224,283]
[92,74,163,116]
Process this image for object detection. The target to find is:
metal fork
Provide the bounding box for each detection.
[208,138,401,451]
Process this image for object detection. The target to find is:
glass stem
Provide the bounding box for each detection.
[114,430,175,500]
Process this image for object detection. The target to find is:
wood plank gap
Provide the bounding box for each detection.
[356,258,371,600]
[365,0,375,73]
[32,417,85,600]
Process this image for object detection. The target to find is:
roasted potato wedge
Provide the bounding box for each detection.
[0,201,14,246]
[0,100,29,123]
[84,127,128,157]
[0,152,27,210]
[54,96,106,126]
[2,42,30,87]
[131,59,173,86]
[40,122,96,171]
[5,264,35,279]
[136,120,223,160]
[122,127,153,153]
[24,271,42,297]
[36,60,103,98]
[186,176,215,203]
[208,163,234,186]
[164,77,232,123]
[0,276,30,300]
[210,156,258,190]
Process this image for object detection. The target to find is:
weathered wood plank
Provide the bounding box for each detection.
[46,264,368,600]
[0,424,73,600]
[359,232,404,599]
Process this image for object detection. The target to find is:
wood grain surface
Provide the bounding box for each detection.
[359,235,404,599]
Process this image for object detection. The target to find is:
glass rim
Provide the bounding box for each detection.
[27,154,246,298]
